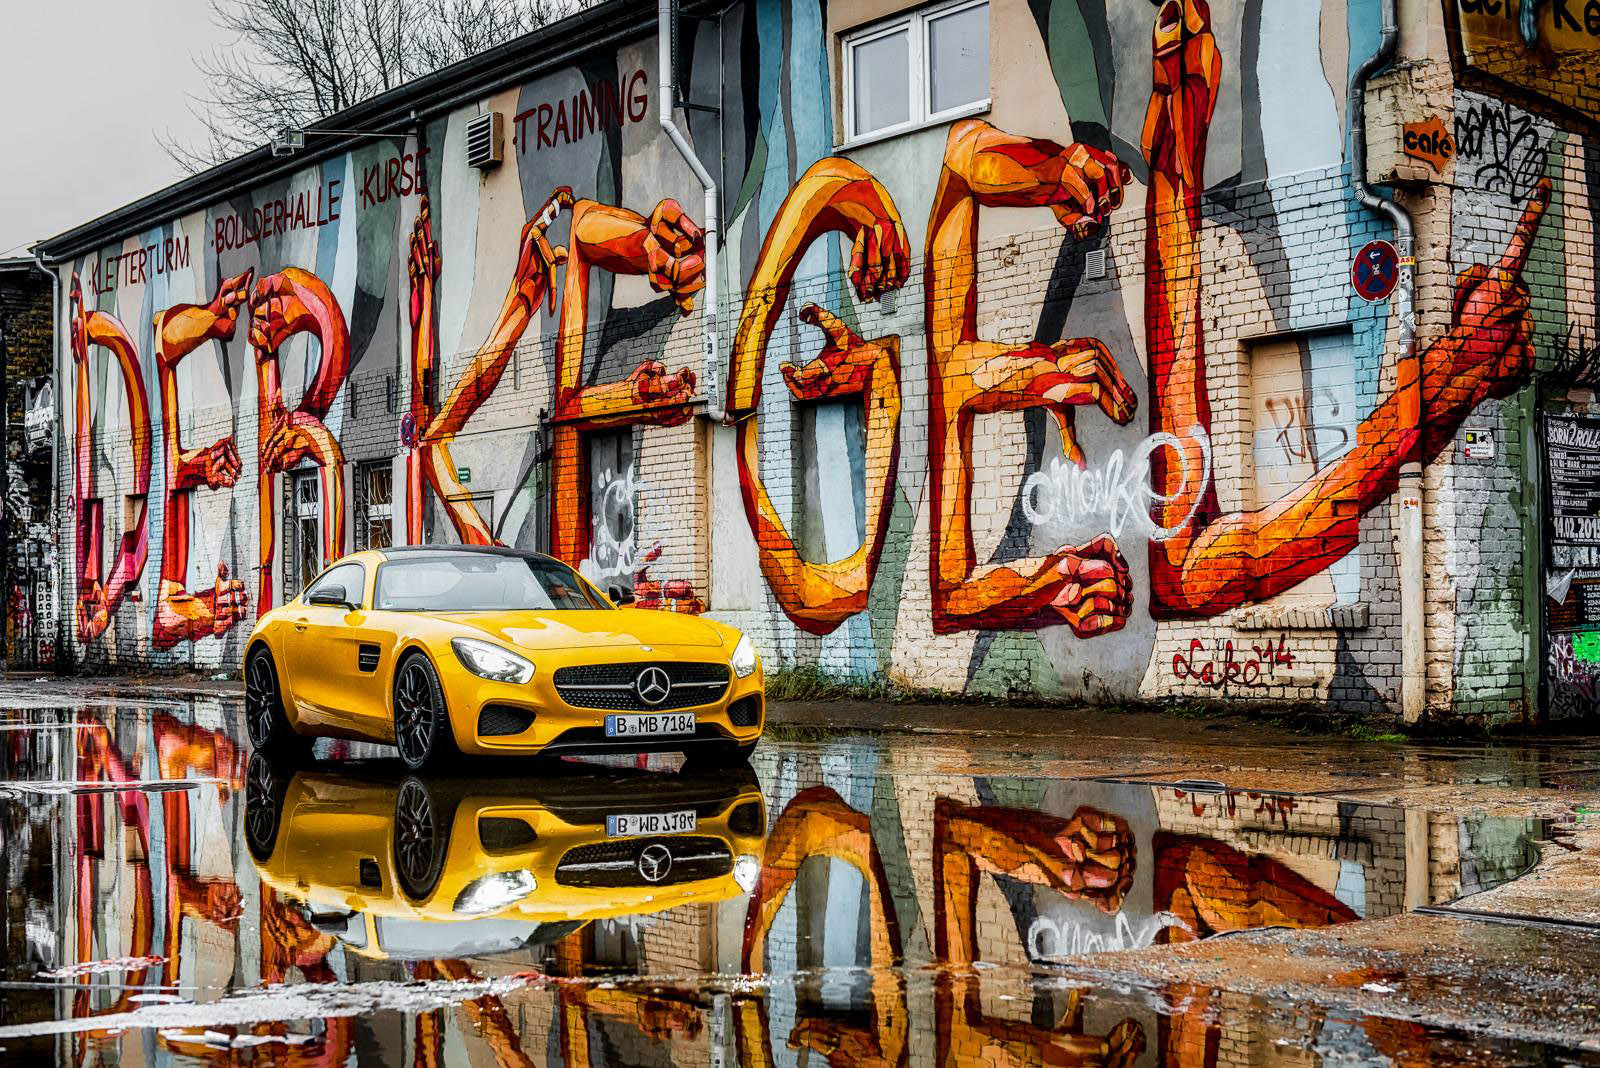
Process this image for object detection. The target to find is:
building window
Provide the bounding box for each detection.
[293,472,323,594]
[358,463,394,550]
[1248,330,1359,607]
[842,0,989,145]
[584,918,640,973]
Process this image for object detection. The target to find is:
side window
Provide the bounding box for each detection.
[306,562,366,607]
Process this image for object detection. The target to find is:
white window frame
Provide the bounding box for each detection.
[841,0,991,149]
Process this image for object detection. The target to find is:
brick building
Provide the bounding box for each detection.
[0,258,58,665]
[30,0,1600,723]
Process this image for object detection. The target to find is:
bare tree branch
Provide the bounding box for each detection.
[166,0,583,172]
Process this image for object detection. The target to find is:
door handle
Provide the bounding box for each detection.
[293,618,309,632]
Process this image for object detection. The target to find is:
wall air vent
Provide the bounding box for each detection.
[1084,248,1107,280]
[465,112,504,170]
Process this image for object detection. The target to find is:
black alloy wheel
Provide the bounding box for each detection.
[244,750,289,862]
[393,654,457,771]
[393,776,451,900]
[245,647,304,754]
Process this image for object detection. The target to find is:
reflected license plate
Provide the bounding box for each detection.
[607,810,696,837]
[604,712,695,737]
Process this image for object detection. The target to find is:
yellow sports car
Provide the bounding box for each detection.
[243,752,767,960]
[243,545,764,769]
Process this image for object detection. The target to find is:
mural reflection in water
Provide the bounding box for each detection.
[0,697,1549,1065]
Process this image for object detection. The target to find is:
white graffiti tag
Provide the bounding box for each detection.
[579,464,641,585]
[1021,425,1212,541]
[1027,910,1193,959]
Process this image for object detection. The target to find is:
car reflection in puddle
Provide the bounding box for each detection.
[244,751,767,963]
[0,696,1586,1066]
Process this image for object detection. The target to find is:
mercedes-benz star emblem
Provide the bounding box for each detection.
[635,666,672,706]
[637,843,673,883]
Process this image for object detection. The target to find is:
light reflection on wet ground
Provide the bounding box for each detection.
[1,686,1596,1066]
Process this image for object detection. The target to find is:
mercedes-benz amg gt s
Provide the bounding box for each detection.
[244,753,767,961]
[243,546,764,769]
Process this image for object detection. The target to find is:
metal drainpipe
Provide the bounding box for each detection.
[30,250,64,672]
[658,0,723,423]
[1349,0,1424,723]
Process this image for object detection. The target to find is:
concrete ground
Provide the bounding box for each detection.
[2,674,1598,1064]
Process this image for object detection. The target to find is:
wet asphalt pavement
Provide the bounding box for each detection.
[3,680,1600,1065]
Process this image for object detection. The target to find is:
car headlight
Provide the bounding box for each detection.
[452,638,535,684]
[733,854,761,893]
[730,633,759,679]
[453,869,538,915]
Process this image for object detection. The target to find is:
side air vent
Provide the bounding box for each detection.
[357,644,381,673]
[728,695,762,728]
[478,704,536,737]
[465,112,504,169]
[479,816,538,853]
[728,800,765,836]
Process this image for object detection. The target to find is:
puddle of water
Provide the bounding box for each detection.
[0,695,1586,1066]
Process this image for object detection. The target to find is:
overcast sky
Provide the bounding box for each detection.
[0,0,233,258]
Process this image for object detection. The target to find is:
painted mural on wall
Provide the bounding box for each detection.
[58,0,1595,713]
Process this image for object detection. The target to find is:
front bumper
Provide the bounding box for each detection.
[444,650,764,756]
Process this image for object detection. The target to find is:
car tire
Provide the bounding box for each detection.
[244,749,291,863]
[686,739,758,768]
[245,646,307,755]
[392,653,459,771]
[393,776,453,900]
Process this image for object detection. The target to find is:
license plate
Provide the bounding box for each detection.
[604,712,695,737]
[607,809,697,837]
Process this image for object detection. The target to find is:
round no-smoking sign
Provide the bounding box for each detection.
[1352,239,1399,302]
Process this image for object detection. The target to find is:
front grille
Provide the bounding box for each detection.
[554,835,733,888]
[553,662,730,712]
[728,695,762,727]
[478,704,536,737]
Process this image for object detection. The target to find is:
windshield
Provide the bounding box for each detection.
[375,555,608,612]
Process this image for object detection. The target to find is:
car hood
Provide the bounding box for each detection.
[441,610,728,651]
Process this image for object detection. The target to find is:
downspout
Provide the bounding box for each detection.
[31,249,65,671]
[658,0,723,422]
[1349,0,1424,723]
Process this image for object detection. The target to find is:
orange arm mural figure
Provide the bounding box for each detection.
[1151,832,1358,943]
[405,191,571,545]
[548,196,704,566]
[413,959,538,1068]
[931,797,1144,1067]
[71,722,155,1048]
[249,267,351,608]
[153,271,252,648]
[726,158,908,634]
[1142,0,1551,617]
[933,798,1135,963]
[927,120,1137,637]
[69,273,153,643]
[736,786,907,1068]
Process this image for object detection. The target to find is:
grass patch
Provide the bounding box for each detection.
[762,665,1009,706]
[1347,723,1409,743]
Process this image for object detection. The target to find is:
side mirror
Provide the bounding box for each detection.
[608,585,636,607]
[308,584,352,609]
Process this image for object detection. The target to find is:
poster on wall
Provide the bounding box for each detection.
[1547,415,1600,558]
[1545,415,1600,632]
